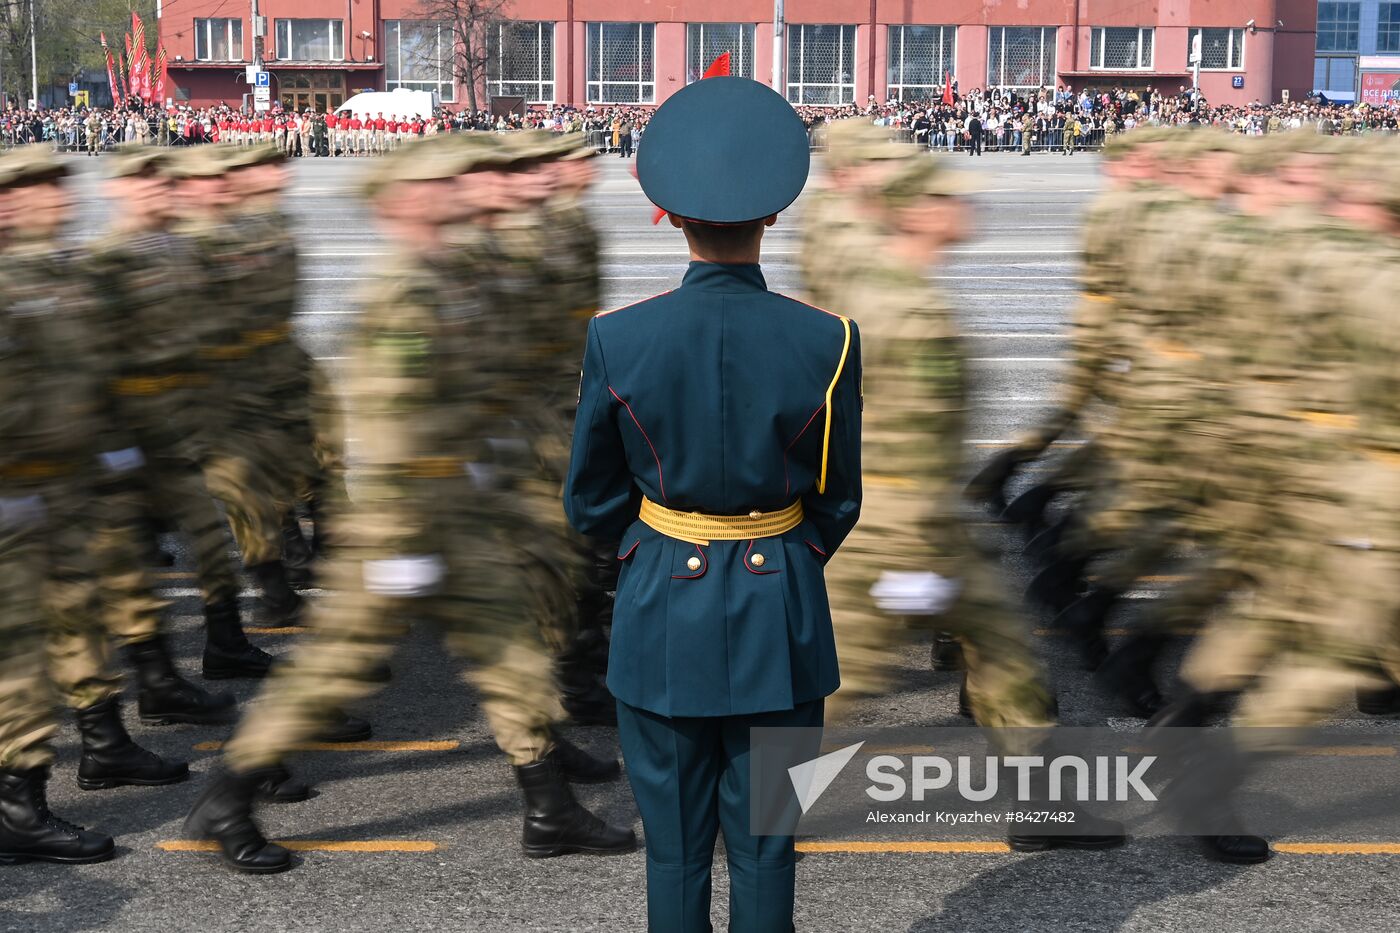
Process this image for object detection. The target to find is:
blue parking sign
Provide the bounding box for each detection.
[68,82,79,95]
[255,71,270,88]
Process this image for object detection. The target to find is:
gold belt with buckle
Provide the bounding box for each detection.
[111,374,196,396]
[639,498,803,547]
[0,460,78,480]
[244,323,293,348]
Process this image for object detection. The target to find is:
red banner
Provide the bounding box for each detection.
[100,32,123,107]
[125,33,138,99]
[154,42,168,104]
[132,12,151,102]
[1360,71,1400,106]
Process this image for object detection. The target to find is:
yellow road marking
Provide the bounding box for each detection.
[244,626,308,635]
[798,841,1012,854]
[1296,746,1397,757]
[159,840,439,853]
[1274,843,1400,855]
[193,740,459,752]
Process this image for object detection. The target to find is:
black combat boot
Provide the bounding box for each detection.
[185,767,293,873]
[547,732,621,784]
[1004,483,1063,540]
[1147,690,1228,729]
[1025,551,1090,615]
[1007,766,1127,853]
[1357,684,1400,716]
[0,767,115,864]
[75,697,190,790]
[1095,634,1168,717]
[964,448,1029,518]
[124,635,237,725]
[313,710,372,743]
[930,632,964,672]
[1054,587,1119,671]
[253,765,312,804]
[202,597,275,680]
[280,512,315,589]
[515,757,636,858]
[247,560,305,627]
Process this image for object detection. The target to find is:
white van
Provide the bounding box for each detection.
[336,88,438,120]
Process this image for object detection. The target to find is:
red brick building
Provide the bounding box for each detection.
[160,0,1319,110]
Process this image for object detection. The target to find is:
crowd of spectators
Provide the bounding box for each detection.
[3,84,1395,156]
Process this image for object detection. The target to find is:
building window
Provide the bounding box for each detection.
[1187,28,1245,70]
[1316,3,1361,52]
[886,25,955,99]
[1090,27,1152,70]
[1313,56,1357,95]
[274,19,344,62]
[488,21,554,102]
[987,27,1057,89]
[786,24,856,105]
[194,18,243,62]
[586,22,654,103]
[384,21,456,103]
[1377,3,1400,52]
[686,23,755,83]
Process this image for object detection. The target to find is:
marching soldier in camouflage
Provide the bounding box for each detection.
[185,137,635,875]
[166,145,302,664]
[0,148,187,866]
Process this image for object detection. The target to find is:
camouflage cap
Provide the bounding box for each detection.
[224,144,288,170]
[1233,136,1290,176]
[0,145,69,189]
[359,136,487,197]
[824,119,913,169]
[557,134,599,161]
[499,128,573,162]
[106,144,171,178]
[879,157,978,206]
[165,144,237,179]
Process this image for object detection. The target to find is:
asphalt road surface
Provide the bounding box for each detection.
[6,149,1398,933]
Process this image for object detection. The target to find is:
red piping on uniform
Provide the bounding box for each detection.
[619,539,640,560]
[672,544,707,579]
[782,401,827,498]
[788,296,846,320]
[597,291,673,317]
[744,539,778,575]
[805,539,827,557]
[609,386,668,504]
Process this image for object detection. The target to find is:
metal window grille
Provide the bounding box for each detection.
[1188,28,1245,70]
[384,21,457,103]
[886,25,955,99]
[489,21,555,103]
[195,19,243,61]
[786,24,856,105]
[987,27,1057,89]
[274,19,344,62]
[1316,3,1361,53]
[1090,27,1152,70]
[586,23,655,103]
[686,23,755,83]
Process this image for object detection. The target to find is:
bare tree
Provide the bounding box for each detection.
[406,0,510,112]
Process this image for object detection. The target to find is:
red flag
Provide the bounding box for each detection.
[100,33,123,107]
[154,42,168,104]
[132,12,151,101]
[701,52,731,79]
[125,34,138,98]
[941,71,954,106]
[649,52,735,224]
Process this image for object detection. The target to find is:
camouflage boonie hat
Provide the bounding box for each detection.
[165,144,236,179]
[824,120,912,169]
[107,144,171,178]
[0,145,68,188]
[558,134,599,161]
[359,136,492,197]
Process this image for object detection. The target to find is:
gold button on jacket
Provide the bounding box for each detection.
[686,556,702,571]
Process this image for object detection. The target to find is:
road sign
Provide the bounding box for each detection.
[255,71,270,88]
[1189,34,1202,65]
[254,99,271,112]
[1232,75,1245,89]
[68,82,79,95]
[74,90,89,107]
[254,85,271,101]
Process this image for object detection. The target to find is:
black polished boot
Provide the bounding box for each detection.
[253,765,311,804]
[280,512,315,589]
[1025,552,1090,615]
[1007,767,1127,853]
[124,635,237,725]
[515,758,636,858]
[1357,684,1400,716]
[202,598,275,680]
[313,711,372,743]
[247,560,305,627]
[75,697,190,790]
[1096,634,1168,717]
[931,632,964,672]
[1054,587,1118,671]
[185,767,293,873]
[547,733,621,784]
[0,767,115,864]
[964,448,1028,517]
[1004,482,1060,538]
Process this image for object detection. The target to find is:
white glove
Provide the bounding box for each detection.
[363,555,446,597]
[98,447,146,475]
[870,571,962,616]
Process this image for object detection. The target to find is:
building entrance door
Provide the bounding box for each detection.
[277,72,345,113]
